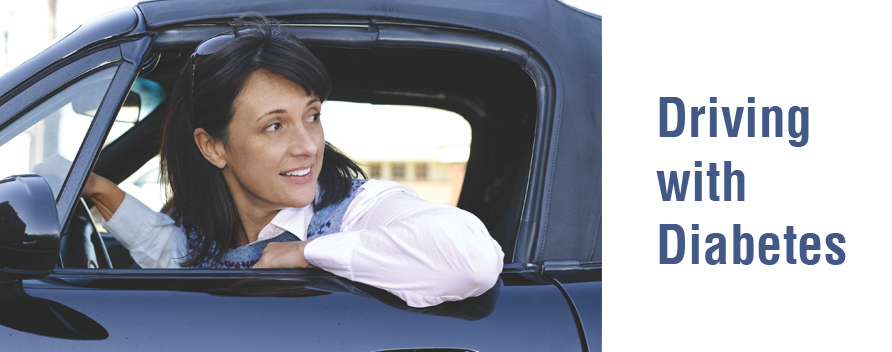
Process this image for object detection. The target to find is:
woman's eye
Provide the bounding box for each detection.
[308,112,321,122]
[264,122,282,132]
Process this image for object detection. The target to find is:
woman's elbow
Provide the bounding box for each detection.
[459,270,500,302]
[448,222,504,299]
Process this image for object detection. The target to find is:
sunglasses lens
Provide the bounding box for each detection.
[194,28,256,58]
[195,34,236,56]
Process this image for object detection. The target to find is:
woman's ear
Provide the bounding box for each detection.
[193,128,227,169]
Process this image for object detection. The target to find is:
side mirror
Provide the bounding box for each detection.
[0,175,60,281]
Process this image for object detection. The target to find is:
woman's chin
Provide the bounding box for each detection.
[278,181,317,209]
[289,193,316,209]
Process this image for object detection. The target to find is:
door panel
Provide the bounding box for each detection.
[12,273,582,351]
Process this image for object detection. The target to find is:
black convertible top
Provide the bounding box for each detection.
[138,0,602,265]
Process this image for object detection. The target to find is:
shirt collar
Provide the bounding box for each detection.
[250,204,313,245]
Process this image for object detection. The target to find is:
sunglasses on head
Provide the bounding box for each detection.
[190,29,257,104]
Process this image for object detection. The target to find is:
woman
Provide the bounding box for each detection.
[83,16,503,308]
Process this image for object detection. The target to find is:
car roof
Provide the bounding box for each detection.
[137,0,601,28]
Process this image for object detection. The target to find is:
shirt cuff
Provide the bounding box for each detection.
[103,193,175,249]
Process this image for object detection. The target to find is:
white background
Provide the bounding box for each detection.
[599,1,891,351]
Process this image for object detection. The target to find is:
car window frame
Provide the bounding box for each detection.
[56,19,554,276]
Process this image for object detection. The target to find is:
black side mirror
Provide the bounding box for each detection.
[0,175,60,281]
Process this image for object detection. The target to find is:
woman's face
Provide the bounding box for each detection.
[214,70,325,213]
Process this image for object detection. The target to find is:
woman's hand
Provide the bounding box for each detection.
[253,240,315,268]
[82,172,126,221]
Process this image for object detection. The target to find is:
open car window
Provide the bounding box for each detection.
[87,19,542,270]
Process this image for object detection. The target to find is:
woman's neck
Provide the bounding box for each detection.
[235,208,279,246]
[220,169,285,246]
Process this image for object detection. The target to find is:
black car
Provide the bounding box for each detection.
[0,1,601,350]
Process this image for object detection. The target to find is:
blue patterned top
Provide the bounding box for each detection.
[186,179,367,269]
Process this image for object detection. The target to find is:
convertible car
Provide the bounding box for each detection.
[0,0,601,350]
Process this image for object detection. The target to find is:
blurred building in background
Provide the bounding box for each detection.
[323,102,470,206]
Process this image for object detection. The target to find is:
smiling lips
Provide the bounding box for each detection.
[280,167,312,183]
[282,167,311,177]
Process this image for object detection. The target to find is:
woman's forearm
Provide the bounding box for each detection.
[82,172,126,221]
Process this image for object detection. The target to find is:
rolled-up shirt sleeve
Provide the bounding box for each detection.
[304,180,504,308]
[102,193,186,268]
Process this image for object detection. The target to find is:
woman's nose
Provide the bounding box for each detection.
[288,124,319,156]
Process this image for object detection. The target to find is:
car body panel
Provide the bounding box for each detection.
[551,273,603,350]
[8,272,582,351]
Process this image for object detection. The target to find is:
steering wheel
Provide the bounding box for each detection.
[59,198,113,269]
